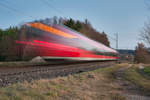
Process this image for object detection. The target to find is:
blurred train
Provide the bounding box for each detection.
[16,22,118,61]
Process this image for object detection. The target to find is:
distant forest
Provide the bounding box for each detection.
[0,17,110,61]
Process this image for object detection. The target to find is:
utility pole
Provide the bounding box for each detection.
[115,33,119,63]
[115,33,118,50]
[107,33,119,50]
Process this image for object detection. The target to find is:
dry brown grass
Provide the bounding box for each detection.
[0,63,140,100]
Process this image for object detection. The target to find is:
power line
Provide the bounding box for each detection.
[0,1,35,19]
[144,0,150,9]
[39,0,63,14]
[107,35,116,41]
[0,2,22,15]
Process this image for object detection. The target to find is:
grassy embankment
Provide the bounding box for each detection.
[124,65,150,95]
[0,63,150,100]
[143,67,150,76]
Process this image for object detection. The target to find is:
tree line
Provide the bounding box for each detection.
[63,18,110,47]
[38,17,110,46]
[0,27,21,61]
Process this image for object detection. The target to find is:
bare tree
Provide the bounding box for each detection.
[141,0,150,45]
[141,21,150,45]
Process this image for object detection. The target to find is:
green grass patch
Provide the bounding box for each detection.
[144,67,150,76]
[124,66,150,94]
[111,94,126,100]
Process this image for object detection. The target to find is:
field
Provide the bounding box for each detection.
[0,63,150,100]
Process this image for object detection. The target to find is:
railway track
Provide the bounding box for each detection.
[0,61,115,87]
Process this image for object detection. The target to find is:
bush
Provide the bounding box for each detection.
[134,43,150,63]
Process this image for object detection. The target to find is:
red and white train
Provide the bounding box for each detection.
[16,22,118,61]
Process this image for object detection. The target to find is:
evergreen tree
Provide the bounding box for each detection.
[75,21,82,31]
[0,27,20,61]
[64,18,110,46]
[64,18,75,29]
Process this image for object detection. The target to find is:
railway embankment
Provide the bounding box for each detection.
[0,62,114,87]
[0,63,150,100]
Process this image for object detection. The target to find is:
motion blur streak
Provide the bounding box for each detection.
[54,25,117,53]
[16,40,117,59]
[28,23,77,38]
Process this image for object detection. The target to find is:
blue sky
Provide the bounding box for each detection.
[0,0,149,49]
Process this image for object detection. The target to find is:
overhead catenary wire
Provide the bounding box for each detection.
[107,35,116,41]
[0,1,35,19]
[144,0,150,10]
[0,0,64,22]
[39,0,63,14]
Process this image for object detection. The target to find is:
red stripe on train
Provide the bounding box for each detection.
[16,40,117,59]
